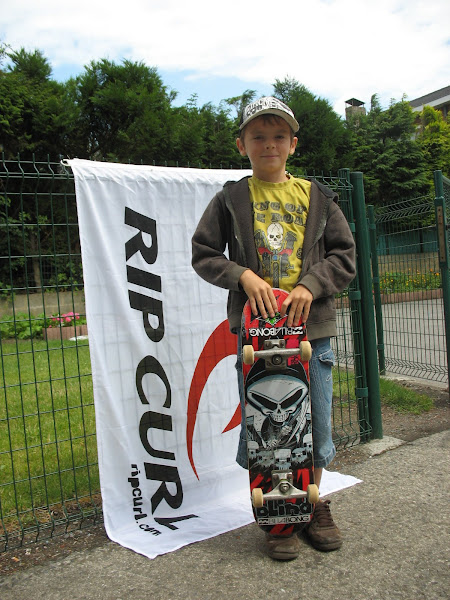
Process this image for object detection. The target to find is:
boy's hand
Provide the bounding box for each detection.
[281,285,313,327]
[239,270,278,320]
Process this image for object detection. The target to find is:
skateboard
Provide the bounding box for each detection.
[240,288,319,536]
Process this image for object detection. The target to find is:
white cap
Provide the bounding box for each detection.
[240,96,299,133]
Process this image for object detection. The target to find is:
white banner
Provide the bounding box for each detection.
[69,159,361,559]
[69,159,254,558]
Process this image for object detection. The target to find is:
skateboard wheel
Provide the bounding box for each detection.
[300,341,312,362]
[242,345,255,365]
[252,487,264,508]
[306,484,320,504]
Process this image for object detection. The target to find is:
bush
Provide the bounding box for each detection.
[0,313,48,339]
[0,312,86,339]
[47,311,85,328]
[379,269,441,294]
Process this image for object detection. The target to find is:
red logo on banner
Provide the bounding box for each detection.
[186,320,240,479]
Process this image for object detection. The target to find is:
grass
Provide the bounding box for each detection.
[378,377,434,414]
[332,368,434,415]
[0,338,98,531]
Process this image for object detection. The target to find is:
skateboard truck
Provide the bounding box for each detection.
[252,472,319,508]
[268,471,307,500]
[243,339,312,368]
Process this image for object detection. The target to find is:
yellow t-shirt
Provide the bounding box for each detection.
[249,176,311,292]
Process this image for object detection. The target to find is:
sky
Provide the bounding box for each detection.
[1,0,449,117]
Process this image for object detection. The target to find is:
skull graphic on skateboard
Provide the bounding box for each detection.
[240,288,319,536]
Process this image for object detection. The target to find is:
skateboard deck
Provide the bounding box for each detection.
[240,288,319,536]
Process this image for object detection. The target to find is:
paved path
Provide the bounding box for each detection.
[1,430,449,600]
[336,297,448,383]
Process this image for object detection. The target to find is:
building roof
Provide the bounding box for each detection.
[409,85,450,110]
[345,98,365,107]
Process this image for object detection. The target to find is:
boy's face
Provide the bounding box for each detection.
[236,116,297,183]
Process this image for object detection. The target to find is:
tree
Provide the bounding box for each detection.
[273,78,349,172]
[7,48,52,82]
[0,47,84,291]
[0,47,74,158]
[416,105,450,180]
[347,95,429,205]
[224,90,257,124]
[68,59,176,162]
[0,40,9,68]
[169,95,207,165]
[200,101,246,167]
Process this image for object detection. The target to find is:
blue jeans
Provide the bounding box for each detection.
[235,335,336,469]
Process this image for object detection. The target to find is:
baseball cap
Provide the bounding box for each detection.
[240,96,299,133]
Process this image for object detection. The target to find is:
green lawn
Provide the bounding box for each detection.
[0,338,98,529]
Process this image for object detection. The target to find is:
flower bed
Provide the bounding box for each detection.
[43,323,88,341]
[44,312,88,340]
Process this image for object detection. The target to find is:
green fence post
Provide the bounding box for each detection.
[433,170,450,385]
[338,168,371,441]
[350,172,383,439]
[367,205,386,375]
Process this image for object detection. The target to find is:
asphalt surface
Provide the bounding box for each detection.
[0,430,449,600]
[336,297,448,383]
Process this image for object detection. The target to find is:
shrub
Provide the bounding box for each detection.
[0,312,87,339]
[379,269,441,294]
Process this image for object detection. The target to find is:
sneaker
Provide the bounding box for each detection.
[265,533,301,560]
[303,499,343,551]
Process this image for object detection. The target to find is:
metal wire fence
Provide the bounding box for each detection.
[371,180,449,383]
[0,157,100,551]
[0,156,415,551]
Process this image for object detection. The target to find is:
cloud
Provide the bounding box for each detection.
[2,0,449,114]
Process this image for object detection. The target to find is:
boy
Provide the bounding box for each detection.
[192,97,356,560]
